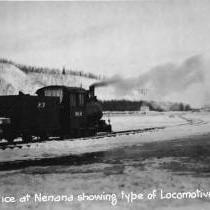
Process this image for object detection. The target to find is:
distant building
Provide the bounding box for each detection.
[140,104,150,112]
[201,105,210,111]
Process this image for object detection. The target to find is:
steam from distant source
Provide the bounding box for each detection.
[94,54,210,107]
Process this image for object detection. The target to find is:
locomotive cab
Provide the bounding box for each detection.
[36,86,87,137]
[36,85,111,137]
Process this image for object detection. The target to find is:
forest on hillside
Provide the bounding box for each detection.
[0,58,104,80]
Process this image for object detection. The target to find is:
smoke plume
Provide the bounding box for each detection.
[95,54,210,107]
[90,76,121,88]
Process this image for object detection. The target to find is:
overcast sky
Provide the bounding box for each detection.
[1,0,210,77]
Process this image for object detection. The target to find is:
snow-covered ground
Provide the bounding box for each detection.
[0,111,202,163]
[0,111,210,210]
[103,111,186,131]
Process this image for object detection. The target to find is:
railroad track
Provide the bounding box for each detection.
[0,113,208,170]
[0,126,165,150]
[0,113,208,151]
[176,113,208,127]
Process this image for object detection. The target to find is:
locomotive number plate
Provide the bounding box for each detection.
[37,102,46,108]
[75,111,82,117]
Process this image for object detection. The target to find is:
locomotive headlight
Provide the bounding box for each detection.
[0,118,11,125]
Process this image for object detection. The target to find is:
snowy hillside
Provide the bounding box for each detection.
[0,62,98,95]
[0,60,121,101]
[0,63,41,95]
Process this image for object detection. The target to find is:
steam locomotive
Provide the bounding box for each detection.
[0,84,111,143]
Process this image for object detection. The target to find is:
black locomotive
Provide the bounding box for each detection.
[0,85,111,143]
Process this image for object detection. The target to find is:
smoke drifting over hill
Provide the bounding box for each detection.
[97,54,210,107]
[1,54,210,107]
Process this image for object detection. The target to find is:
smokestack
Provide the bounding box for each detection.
[89,76,120,89]
[89,85,95,98]
[88,77,123,99]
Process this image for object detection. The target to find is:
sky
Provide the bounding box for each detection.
[1,0,210,77]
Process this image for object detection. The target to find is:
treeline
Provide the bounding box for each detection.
[0,58,104,80]
[100,100,141,111]
[100,100,192,112]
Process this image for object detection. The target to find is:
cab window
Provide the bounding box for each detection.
[69,93,76,107]
[45,89,63,102]
[78,93,85,106]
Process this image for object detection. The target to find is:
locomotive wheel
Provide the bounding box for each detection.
[39,133,48,141]
[22,135,32,142]
[7,136,14,144]
[87,128,97,137]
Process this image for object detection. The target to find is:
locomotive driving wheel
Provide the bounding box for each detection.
[39,132,49,141]
[6,136,14,144]
[22,135,32,142]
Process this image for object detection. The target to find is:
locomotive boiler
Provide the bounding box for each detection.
[0,84,111,143]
